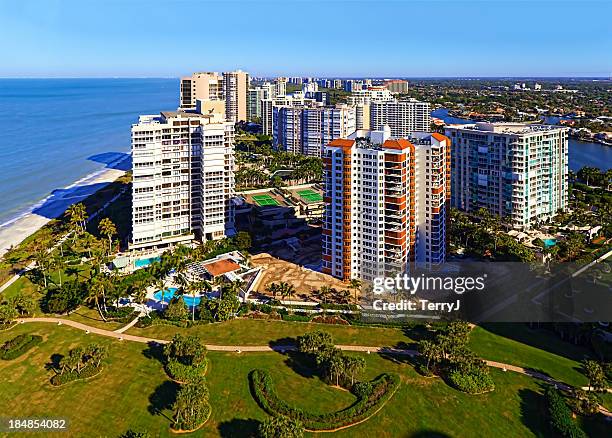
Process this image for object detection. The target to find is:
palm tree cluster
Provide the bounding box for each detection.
[235,146,322,190]
[577,166,612,188]
[297,330,366,388]
[449,208,535,262]
[265,281,296,301]
[56,343,108,375]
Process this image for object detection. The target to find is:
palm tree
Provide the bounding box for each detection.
[266,283,279,299]
[319,285,332,304]
[66,203,88,239]
[88,276,108,321]
[52,254,64,287]
[155,277,168,308]
[33,248,50,288]
[98,218,117,254]
[349,278,362,305]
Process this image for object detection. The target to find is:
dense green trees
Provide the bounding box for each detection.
[545,387,587,438]
[297,330,365,388]
[258,415,304,438]
[172,377,211,431]
[51,343,108,385]
[417,321,494,394]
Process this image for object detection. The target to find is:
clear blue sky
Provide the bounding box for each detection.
[1,0,610,78]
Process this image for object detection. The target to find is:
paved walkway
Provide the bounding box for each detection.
[15,317,612,418]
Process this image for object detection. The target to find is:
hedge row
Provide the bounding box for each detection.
[545,387,587,438]
[0,334,43,360]
[50,365,102,386]
[249,369,399,430]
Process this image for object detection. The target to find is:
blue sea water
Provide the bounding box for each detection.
[0,78,178,226]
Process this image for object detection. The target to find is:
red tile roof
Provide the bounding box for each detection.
[203,259,241,277]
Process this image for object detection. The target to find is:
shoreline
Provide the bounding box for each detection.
[0,167,127,258]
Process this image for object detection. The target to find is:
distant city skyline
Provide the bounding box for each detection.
[2,0,611,78]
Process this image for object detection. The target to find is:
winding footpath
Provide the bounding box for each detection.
[15,317,612,418]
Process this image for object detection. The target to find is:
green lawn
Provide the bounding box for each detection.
[126,319,412,347]
[470,324,589,387]
[0,323,609,437]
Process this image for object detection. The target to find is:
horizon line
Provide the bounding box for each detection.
[1,75,611,80]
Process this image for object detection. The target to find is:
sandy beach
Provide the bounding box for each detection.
[0,168,126,258]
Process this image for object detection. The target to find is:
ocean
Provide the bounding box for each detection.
[0,78,178,226]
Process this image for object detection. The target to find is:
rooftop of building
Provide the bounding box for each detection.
[202,258,241,277]
[446,122,568,135]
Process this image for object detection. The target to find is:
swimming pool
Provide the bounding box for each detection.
[135,256,161,268]
[153,287,178,303]
[182,295,202,307]
[543,238,557,247]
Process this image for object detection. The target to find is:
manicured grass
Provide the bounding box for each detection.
[470,325,588,387]
[64,306,126,331]
[127,319,412,347]
[0,323,608,437]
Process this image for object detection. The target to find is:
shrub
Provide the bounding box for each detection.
[50,364,102,386]
[297,330,334,354]
[166,359,207,384]
[310,315,349,325]
[545,386,587,438]
[172,379,211,431]
[249,369,400,430]
[568,389,601,416]
[120,430,151,438]
[258,415,304,438]
[447,367,494,394]
[0,334,43,360]
[164,296,189,321]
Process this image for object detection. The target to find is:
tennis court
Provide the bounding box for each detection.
[252,194,280,206]
[296,189,323,203]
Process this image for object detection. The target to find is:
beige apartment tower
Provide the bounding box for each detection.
[180,72,224,110]
[223,70,249,123]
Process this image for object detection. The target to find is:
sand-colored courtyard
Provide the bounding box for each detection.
[250,253,350,302]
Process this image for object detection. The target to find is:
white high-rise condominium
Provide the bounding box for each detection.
[262,93,313,135]
[347,86,394,130]
[130,108,235,249]
[322,128,450,281]
[370,99,431,138]
[274,77,287,97]
[445,122,568,229]
[274,104,356,157]
[179,72,224,110]
[223,70,249,123]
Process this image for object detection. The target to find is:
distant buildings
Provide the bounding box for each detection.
[262,93,314,136]
[180,72,223,111]
[383,79,409,94]
[322,128,450,281]
[274,104,356,157]
[370,99,431,138]
[179,70,249,122]
[347,86,394,130]
[130,108,235,249]
[445,122,568,229]
[223,70,249,123]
